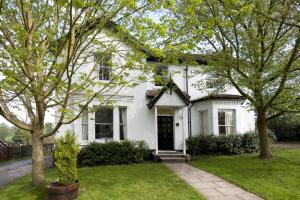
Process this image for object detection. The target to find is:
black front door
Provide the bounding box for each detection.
[158,116,174,150]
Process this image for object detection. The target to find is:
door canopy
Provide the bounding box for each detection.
[146,80,190,109]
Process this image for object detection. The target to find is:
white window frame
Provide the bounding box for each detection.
[218,109,236,135]
[119,107,127,140]
[95,107,114,139]
[154,65,169,86]
[95,53,111,81]
[81,109,89,140]
[199,110,208,135]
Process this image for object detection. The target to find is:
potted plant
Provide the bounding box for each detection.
[47,131,80,200]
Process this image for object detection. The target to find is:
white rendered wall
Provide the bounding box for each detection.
[191,100,255,136]
[55,31,256,149]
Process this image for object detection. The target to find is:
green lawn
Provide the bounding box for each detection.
[0,163,204,200]
[191,148,300,200]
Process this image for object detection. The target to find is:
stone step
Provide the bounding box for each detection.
[158,151,182,154]
[160,157,186,163]
[158,154,186,157]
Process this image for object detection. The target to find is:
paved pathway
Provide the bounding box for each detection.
[0,157,53,188]
[164,163,263,200]
[272,142,300,149]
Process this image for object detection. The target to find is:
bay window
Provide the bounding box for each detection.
[218,109,236,135]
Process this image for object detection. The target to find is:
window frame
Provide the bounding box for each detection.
[94,107,114,139]
[154,65,169,86]
[119,107,127,140]
[81,108,89,140]
[218,109,236,135]
[95,53,112,81]
[199,110,208,135]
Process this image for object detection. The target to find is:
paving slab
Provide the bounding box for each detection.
[164,163,264,200]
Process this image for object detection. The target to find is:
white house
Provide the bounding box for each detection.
[55,26,255,155]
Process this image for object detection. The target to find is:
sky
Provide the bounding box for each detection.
[0,110,55,126]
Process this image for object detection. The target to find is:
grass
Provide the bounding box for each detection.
[191,147,300,200]
[0,163,204,200]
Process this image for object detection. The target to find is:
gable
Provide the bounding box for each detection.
[155,90,187,107]
[147,80,190,109]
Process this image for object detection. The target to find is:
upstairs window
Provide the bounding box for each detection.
[95,53,112,81]
[95,107,113,139]
[218,109,236,135]
[154,65,169,86]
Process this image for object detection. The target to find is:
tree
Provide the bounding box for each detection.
[0,123,11,139]
[0,0,165,186]
[12,128,31,144]
[161,0,300,159]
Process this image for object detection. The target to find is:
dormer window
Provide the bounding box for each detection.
[95,53,111,81]
[154,65,169,86]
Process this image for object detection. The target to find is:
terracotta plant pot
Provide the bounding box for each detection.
[47,180,80,200]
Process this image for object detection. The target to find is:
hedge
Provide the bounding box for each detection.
[187,131,276,156]
[269,116,300,141]
[77,140,149,167]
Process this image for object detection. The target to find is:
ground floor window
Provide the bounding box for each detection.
[82,109,89,140]
[199,110,208,135]
[95,107,113,139]
[218,109,236,135]
[119,107,127,140]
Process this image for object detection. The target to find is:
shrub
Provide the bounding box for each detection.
[187,133,260,155]
[77,140,149,167]
[268,114,300,141]
[267,129,277,143]
[186,135,213,155]
[54,131,80,185]
[245,130,277,144]
[212,135,243,154]
[241,133,259,153]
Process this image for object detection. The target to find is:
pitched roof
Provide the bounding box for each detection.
[192,94,245,103]
[105,22,207,65]
[146,89,190,98]
[147,80,190,109]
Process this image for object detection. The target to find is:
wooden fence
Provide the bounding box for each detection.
[0,139,54,161]
[0,139,9,160]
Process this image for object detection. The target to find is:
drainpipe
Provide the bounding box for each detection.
[184,66,192,138]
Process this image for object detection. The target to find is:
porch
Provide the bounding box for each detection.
[146,80,191,156]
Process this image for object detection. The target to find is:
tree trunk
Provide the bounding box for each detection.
[31,128,45,186]
[256,108,272,159]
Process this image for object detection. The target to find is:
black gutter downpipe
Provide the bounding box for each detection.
[184,66,192,138]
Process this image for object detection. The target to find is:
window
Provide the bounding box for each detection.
[119,107,127,140]
[206,79,216,89]
[199,110,208,135]
[218,109,236,135]
[95,107,113,139]
[154,65,169,86]
[206,77,225,90]
[82,109,88,140]
[95,53,111,81]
